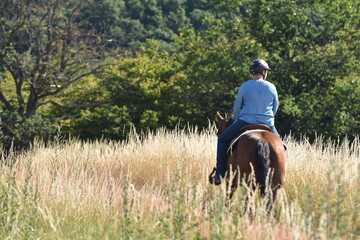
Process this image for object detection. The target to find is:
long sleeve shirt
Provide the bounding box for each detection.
[233,79,279,126]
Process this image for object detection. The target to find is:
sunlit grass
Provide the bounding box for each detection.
[0,127,359,239]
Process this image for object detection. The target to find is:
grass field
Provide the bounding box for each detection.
[1,127,359,239]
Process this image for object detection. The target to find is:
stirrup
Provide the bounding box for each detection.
[208,168,216,183]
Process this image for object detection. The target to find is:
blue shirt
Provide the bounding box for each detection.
[233,79,279,126]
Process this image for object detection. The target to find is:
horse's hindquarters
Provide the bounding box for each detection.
[226,131,286,197]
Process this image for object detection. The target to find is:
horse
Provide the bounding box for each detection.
[212,112,286,211]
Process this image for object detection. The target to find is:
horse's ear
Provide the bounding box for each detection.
[216,111,224,121]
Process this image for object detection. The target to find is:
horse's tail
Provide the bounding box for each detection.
[254,140,270,196]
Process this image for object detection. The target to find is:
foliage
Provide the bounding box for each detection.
[0,111,57,151]
[46,40,181,139]
[0,0,110,149]
[173,20,264,125]
[1,0,359,148]
[100,40,184,132]
[178,0,360,140]
[234,0,360,139]
[76,0,211,50]
[64,105,133,140]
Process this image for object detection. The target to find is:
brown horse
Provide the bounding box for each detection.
[214,112,286,210]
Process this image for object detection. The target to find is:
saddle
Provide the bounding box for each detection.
[228,124,272,155]
[239,124,272,134]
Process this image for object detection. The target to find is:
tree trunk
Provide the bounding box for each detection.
[25,86,38,117]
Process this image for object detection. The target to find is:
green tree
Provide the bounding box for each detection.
[172,13,266,126]
[0,0,111,150]
[54,40,183,139]
[65,0,360,140]
[109,40,183,130]
[203,0,360,139]
[76,0,211,50]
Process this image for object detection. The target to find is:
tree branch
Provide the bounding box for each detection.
[1,0,111,118]
[37,63,108,99]
[0,91,13,111]
[37,100,112,109]
[52,114,80,120]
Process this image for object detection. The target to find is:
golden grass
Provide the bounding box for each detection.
[1,127,359,239]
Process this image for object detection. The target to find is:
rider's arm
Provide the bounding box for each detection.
[233,86,244,121]
[272,85,279,115]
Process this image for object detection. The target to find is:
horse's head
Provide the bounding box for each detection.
[216,112,233,136]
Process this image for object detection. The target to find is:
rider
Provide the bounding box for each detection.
[209,59,280,185]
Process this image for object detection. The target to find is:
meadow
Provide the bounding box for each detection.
[0,126,359,239]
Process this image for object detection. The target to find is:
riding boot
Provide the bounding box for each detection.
[208,168,223,185]
[209,158,227,185]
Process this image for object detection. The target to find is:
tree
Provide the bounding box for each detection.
[75,0,211,50]
[0,0,111,150]
[204,0,360,140]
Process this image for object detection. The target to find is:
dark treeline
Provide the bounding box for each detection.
[1,0,359,151]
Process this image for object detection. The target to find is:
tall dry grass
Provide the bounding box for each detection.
[0,127,359,239]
